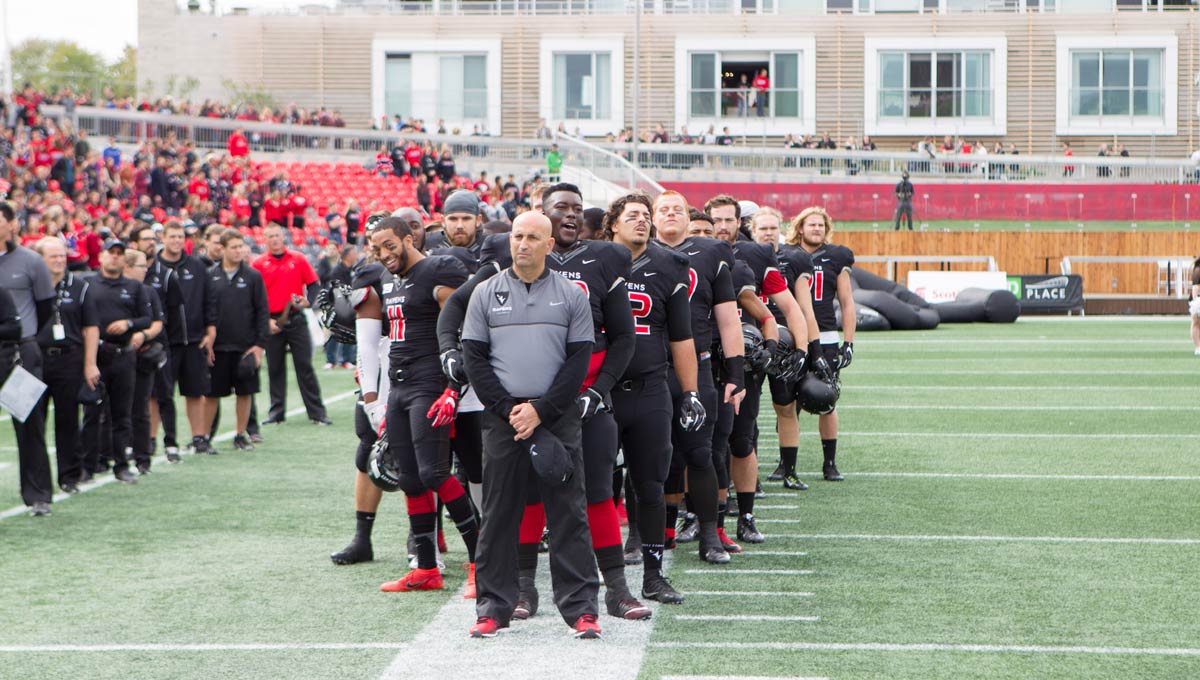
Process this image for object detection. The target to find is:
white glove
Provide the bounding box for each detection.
[363,399,386,433]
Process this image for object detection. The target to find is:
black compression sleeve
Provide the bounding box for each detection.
[712,266,735,305]
[532,340,592,426]
[463,338,515,420]
[437,264,498,353]
[593,286,634,396]
[666,286,693,342]
[305,281,320,305]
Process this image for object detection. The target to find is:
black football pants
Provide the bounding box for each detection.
[265,315,327,422]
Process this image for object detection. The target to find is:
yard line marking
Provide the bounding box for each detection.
[0,463,10,471]
[836,405,1199,412]
[755,468,1200,482]
[649,641,1200,656]
[738,551,809,557]
[852,385,1194,391]
[769,533,1200,545]
[852,370,1185,375]
[683,569,814,575]
[860,338,1186,345]
[688,591,815,597]
[674,615,819,622]
[755,505,801,510]
[835,431,1200,440]
[662,676,830,680]
[0,643,406,652]
[0,390,358,522]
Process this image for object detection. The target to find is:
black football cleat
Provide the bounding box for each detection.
[698,525,731,564]
[823,462,844,481]
[642,570,684,604]
[783,472,809,491]
[767,461,786,482]
[512,576,539,620]
[676,513,700,543]
[330,539,373,565]
[605,590,652,620]
[232,434,255,451]
[754,480,767,499]
[737,514,765,544]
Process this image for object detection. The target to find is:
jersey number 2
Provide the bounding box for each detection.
[629,292,652,336]
[387,304,406,341]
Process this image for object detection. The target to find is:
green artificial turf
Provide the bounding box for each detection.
[3,319,1199,679]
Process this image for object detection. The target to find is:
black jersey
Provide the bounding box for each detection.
[621,242,692,381]
[730,259,758,325]
[547,240,632,350]
[657,236,735,353]
[731,241,789,299]
[768,244,814,326]
[806,243,855,332]
[479,232,512,271]
[426,232,482,267]
[381,255,469,368]
[441,245,481,274]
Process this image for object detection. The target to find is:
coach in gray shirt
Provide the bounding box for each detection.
[0,202,56,515]
[462,212,601,638]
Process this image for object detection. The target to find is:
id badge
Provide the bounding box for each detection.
[52,324,66,341]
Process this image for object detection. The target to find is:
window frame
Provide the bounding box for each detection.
[539,36,626,138]
[674,36,817,137]
[1055,33,1177,136]
[864,36,1007,136]
[371,39,502,135]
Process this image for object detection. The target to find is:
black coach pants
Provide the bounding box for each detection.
[265,315,326,422]
[476,411,598,627]
[82,350,135,474]
[131,355,158,468]
[40,345,84,487]
[13,339,52,506]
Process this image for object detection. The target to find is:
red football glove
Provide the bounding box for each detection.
[426,388,459,428]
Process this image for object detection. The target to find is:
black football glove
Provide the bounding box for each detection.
[808,340,836,382]
[679,391,706,432]
[577,387,609,421]
[837,341,854,370]
[752,338,777,373]
[439,348,468,385]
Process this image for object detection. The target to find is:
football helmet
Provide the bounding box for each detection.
[797,373,840,415]
[741,323,772,373]
[367,436,402,492]
[316,283,357,345]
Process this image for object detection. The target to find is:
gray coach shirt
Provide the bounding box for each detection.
[462,268,592,399]
[0,244,55,338]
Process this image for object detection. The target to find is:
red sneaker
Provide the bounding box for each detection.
[380,567,444,592]
[716,528,742,554]
[469,616,506,638]
[573,614,602,639]
[463,562,477,599]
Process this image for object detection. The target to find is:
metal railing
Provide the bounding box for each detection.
[251,0,774,16]
[43,105,1198,186]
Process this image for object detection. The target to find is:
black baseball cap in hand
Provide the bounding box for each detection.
[526,426,573,486]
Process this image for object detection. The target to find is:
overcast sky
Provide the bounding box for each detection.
[4,0,336,64]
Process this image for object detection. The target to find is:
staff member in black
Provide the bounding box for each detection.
[464,212,601,640]
[0,202,56,515]
[86,239,154,485]
[135,225,185,462]
[34,238,100,493]
[125,247,165,473]
[894,170,915,231]
[204,228,269,451]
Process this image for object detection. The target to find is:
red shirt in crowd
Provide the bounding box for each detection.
[228,131,250,158]
[252,250,318,314]
[189,177,210,201]
[264,196,284,224]
[404,144,422,168]
[287,194,308,217]
[753,74,770,91]
[230,195,251,220]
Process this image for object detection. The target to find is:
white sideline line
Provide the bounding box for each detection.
[836,405,1199,412]
[852,370,1185,375]
[861,338,1186,345]
[755,505,801,510]
[769,533,1200,545]
[0,643,405,652]
[649,641,1200,657]
[852,385,1195,391]
[683,569,814,575]
[0,390,358,521]
[0,463,10,471]
[688,591,815,597]
[755,469,1200,482]
[835,431,1200,440]
[662,676,831,680]
[674,615,819,622]
[739,551,809,557]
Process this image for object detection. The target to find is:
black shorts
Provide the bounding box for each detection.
[208,350,259,397]
[152,346,174,400]
[171,343,211,397]
[768,374,798,406]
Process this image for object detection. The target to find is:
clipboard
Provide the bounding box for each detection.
[0,365,48,423]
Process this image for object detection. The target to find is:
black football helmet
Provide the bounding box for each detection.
[766,326,806,381]
[797,373,839,415]
[366,436,402,492]
[316,283,357,345]
[741,323,772,373]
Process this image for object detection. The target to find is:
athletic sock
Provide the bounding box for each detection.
[822,439,837,466]
[716,502,727,532]
[637,501,666,571]
[780,445,798,472]
[437,478,478,561]
[684,492,696,516]
[406,492,438,570]
[665,504,679,543]
[686,463,718,523]
[736,491,756,518]
[595,544,629,596]
[518,503,546,572]
[354,510,376,543]
[587,501,622,550]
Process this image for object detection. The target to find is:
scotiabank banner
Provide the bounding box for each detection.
[1006,275,1084,311]
[667,182,1197,222]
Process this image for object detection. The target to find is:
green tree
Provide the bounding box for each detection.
[107,45,138,98]
[11,39,110,98]
[222,79,277,112]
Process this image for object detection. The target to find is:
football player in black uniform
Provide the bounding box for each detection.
[705,194,815,543]
[604,193,701,604]
[651,191,744,565]
[424,190,483,259]
[752,207,823,490]
[368,217,480,595]
[786,206,855,482]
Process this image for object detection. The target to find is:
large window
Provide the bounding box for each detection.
[384,55,411,120]
[1070,49,1162,120]
[878,51,992,121]
[844,0,1052,11]
[438,55,488,122]
[687,51,803,120]
[554,53,611,121]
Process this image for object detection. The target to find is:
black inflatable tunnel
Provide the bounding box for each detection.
[934,287,1021,324]
[850,268,931,309]
[836,303,892,332]
[852,289,939,331]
